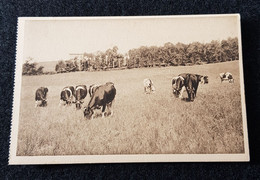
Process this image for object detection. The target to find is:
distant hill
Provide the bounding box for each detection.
[37,61,58,72]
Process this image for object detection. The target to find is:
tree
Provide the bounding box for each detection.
[228,37,239,60]
[22,57,44,75]
[204,40,222,63]
[175,42,188,65]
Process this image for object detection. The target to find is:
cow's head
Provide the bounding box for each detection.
[227,74,233,80]
[83,107,94,119]
[172,88,180,97]
[43,87,48,98]
[75,100,84,110]
[41,99,47,107]
[44,87,48,93]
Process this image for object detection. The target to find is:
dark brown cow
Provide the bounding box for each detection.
[35,87,48,107]
[184,74,197,101]
[178,73,208,101]
[74,85,87,110]
[59,86,75,106]
[84,82,116,119]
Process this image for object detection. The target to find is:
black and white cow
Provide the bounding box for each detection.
[89,84,99,97]
[84,82,116,119]
[74,85,87,110]
[199,75,209,84]
[35,87,48,107]
[220,72,234,83]
[172,76,185,98]
[143,78,155,93]
[178,73,208,101]
[59,86,75,106]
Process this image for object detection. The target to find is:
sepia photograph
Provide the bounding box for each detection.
[9,15,249,164]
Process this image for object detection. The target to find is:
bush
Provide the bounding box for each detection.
[22,61,44,75]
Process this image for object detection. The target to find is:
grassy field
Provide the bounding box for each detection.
[16,61,245,156]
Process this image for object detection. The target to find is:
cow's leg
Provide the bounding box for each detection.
[102,105,106,118]
[110,101,114,116]
[35,101,38,108]
[107,103,111,116]
[194,84,198,97]
[179,87,185,99]
[144,87,147,93]
[91,110,95,120]
[108,100,114,116]
[185,87,191,100]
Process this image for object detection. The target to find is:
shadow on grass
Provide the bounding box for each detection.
[181,97,193,102]
[87,111,113,120]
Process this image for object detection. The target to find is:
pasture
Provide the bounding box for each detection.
[16,61,245,156]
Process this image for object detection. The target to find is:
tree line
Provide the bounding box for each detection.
[127,37,238,67]
[55,46,125,73]
[22,58,44,76]
[23,37,238,75]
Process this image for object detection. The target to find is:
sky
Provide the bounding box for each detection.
[22,15,239,62]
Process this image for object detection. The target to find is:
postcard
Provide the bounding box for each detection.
[9,15,249,164]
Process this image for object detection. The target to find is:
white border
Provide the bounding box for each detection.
[9,14,249,164]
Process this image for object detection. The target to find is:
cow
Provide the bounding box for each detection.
[171,76,185,98]
[178,73,208,101]
[220,72,234,83]
[83,82,116,119]
[143,78,155,93]
[74,85,87,110]
[89,84,99,97]
[199,75,209,84]
[184,74,198,101]
[35,87,48,107]
[59,86,75,106]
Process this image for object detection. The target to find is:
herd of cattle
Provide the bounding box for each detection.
[34,72,234,119]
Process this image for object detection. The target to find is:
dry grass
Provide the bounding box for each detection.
[16,61,245,156]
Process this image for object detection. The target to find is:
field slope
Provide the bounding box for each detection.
[17,61,245,156]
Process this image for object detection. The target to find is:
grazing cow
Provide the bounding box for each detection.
[35,87,48,107]
[59,86,75,106]
[89,84,99,97]
[220,72,234,83]
[84,82,116,119]
[172,76,185,98]
[199,75,209,84]
[184,74,197,102]
[74,85,87,110]
[143,78,155,93]
[178,73,208,101]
